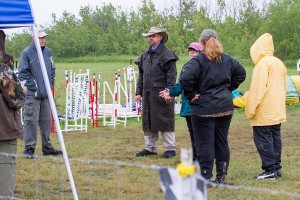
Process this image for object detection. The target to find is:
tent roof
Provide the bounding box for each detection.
[0,0,34,29]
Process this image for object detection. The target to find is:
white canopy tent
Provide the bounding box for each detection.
[0,0,78,199]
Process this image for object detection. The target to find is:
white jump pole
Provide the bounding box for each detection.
[127,65,134,112]
[32,26,78,200]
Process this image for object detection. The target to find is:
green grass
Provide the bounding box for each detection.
[14,57,300,199]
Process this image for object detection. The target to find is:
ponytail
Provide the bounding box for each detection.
[201,37,223,62]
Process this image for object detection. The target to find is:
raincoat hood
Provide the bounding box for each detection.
[250,33,274,65]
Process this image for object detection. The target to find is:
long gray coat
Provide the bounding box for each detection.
[135,43,178,132]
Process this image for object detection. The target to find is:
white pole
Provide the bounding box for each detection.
[117,70,121,105]
[127,66,134,112]
[65,83,69,131]
[32,26,78,200]
[181,148,193,200]
[123,68,128,102]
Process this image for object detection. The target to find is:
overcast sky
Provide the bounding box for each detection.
[4,0,178,35]
[30,0,178,25]
[33,0,179,24]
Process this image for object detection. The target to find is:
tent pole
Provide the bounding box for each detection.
[32,26,78,200]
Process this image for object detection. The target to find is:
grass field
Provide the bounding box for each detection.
[13,57,300,199]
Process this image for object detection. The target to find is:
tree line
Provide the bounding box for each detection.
[5,0,299,61]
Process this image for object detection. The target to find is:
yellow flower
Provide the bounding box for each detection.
[176,163,195,178]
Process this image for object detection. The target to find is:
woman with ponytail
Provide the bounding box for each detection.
[180,29,246,184]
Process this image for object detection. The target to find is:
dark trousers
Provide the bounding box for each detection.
[191,114,232,179]
[185,116,197,161]
[253,124,282,172]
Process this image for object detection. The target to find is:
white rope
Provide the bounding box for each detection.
[1,152,300,199]
[0,195,25,200]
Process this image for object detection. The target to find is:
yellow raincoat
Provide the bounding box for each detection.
[245,33,287,126]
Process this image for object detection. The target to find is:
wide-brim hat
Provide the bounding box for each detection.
[142,27,168,43]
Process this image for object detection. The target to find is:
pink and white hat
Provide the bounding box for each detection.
[188,42,203,52]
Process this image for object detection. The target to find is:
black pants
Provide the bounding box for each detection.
[191,114,232,179]
[253,124,282,172]
[185,116,197,161]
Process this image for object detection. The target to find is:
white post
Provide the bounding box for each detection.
[117,70,121,105]
[127,66,134,112]
[123,68,127,101]
[97,72,101,105]
[65,83,69,131]
[32,26,78,200]
[181,148,193,200]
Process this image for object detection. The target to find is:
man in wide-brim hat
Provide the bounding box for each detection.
[135,27,179,159]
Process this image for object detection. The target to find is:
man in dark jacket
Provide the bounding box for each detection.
[18,30,62,158]
[135,27,178,159]
[0,30,23,199]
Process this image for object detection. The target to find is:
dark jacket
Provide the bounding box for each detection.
[0,31,23,140]
[18,42,55,99]
[0,88,23,140]
[0,63,23,140]
[135,43,178,131]
[180,53,246,116]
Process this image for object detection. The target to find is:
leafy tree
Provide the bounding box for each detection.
[5,0,298,61]
[262,0,300,59]
[48,11,80,57]
[170,0,198,54]
[6,30,31,61]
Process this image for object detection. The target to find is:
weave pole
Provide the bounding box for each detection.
[50,87,56,133]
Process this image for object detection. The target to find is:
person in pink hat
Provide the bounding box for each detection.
[159,42,203,161]
[188,42,203,58]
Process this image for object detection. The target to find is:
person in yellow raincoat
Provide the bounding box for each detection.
[245,33,287,180]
